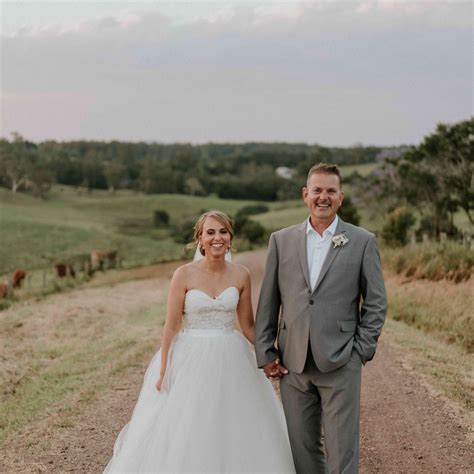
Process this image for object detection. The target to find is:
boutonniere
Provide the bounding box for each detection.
[332,234,349,248]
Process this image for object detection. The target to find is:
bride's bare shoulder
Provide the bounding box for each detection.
[230,262,250,275]
[228,263,250,285]
[170,262,188,278]
[173,261,202,280]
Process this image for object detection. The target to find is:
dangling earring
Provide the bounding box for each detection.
[198,242,205,256]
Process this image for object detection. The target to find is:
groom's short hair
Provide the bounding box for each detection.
[307,163,342,186]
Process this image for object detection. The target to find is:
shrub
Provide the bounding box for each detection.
[153,210,170,227]
[338,195,360,226]
[382,207,416,246]
[173,220,195,244]
[233,204,269,235]
[240,219,266,243]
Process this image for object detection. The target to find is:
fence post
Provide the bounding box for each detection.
[463,232,471,250]
[42,271,47,288]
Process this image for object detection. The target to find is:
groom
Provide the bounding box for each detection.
[255,163,387,474]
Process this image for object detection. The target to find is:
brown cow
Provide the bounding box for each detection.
[12,269,26,288]
[54,263,67,277]
[90,250,118,271]
[54,263,76,278]
[0,282,9,298]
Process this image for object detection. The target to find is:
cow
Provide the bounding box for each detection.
[90,250,118,271]
[54,263,76,278]
[54,264,67,278]
[0,282,9,298]
[12,269,26,288]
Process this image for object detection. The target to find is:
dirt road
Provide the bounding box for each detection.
[1,251,472,473]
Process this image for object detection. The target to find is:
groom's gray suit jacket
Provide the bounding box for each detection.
[256,217,387,374]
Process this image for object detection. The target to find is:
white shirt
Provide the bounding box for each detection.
[306,215,339,290]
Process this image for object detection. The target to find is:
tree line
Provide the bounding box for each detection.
[0,137,394,201]
[1,119,470,242]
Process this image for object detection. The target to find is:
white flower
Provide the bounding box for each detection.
[332,233,349,248]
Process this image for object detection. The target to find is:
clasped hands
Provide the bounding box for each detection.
[263,358,288,380]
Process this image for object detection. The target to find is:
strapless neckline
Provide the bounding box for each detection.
[186,286,239,300]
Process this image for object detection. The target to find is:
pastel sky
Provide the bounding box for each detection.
[1,0,472,146]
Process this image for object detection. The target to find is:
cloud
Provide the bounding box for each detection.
[1,1,471,145]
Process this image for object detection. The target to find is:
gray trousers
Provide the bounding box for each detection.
[280,348,362,474]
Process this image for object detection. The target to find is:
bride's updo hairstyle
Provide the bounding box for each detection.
[192,210,234,256]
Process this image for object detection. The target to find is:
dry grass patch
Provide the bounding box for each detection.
[385,272,473,353]
[0,276,171,444]
[383,242,473,283]
[383,318,473,414]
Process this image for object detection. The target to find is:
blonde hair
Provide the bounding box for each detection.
[192,210,234,256]
[307,162,342,186]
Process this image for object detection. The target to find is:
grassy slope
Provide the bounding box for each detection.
[0,186,268,274]
[338,162,380,177]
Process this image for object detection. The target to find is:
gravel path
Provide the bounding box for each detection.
[1,251,472,473]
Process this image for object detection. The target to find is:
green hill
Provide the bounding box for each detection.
[0,186,270,275]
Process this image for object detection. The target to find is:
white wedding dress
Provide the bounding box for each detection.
[104,286,295,473]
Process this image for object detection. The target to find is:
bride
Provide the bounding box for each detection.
[104,210,295,473]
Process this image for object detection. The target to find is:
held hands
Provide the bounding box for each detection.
[263,358,288,380]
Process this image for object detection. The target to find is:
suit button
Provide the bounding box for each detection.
[309,300,314,305]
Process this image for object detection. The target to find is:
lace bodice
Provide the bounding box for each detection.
[183,286,239,330]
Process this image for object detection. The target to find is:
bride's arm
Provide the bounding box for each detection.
[155,267,186,391]
[237,268,255,345]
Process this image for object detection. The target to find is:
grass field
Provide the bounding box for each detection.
[3,182,469,280]
[338,162,380,177]
[0,186,280,275]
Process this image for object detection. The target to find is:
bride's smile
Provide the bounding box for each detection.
[199,216,232,257]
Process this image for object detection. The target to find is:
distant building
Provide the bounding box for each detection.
[376,146,410,162]
[275,166,295,180]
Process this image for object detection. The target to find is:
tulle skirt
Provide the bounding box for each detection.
[104,329,296,473]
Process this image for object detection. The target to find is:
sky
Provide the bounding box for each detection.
[0,0,472,146]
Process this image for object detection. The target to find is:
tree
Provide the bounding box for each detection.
[27,164,53,198]
[374,119,473,237]
[104,161,127,193]
[82,150,107,190]
[184,176,206,196]
[0,133,36,192]
[139,158,181,194]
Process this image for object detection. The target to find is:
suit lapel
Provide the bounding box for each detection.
[313,218,348,293]
[296,221,311,290]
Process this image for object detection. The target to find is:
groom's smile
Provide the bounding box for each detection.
[302,172,344,231]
